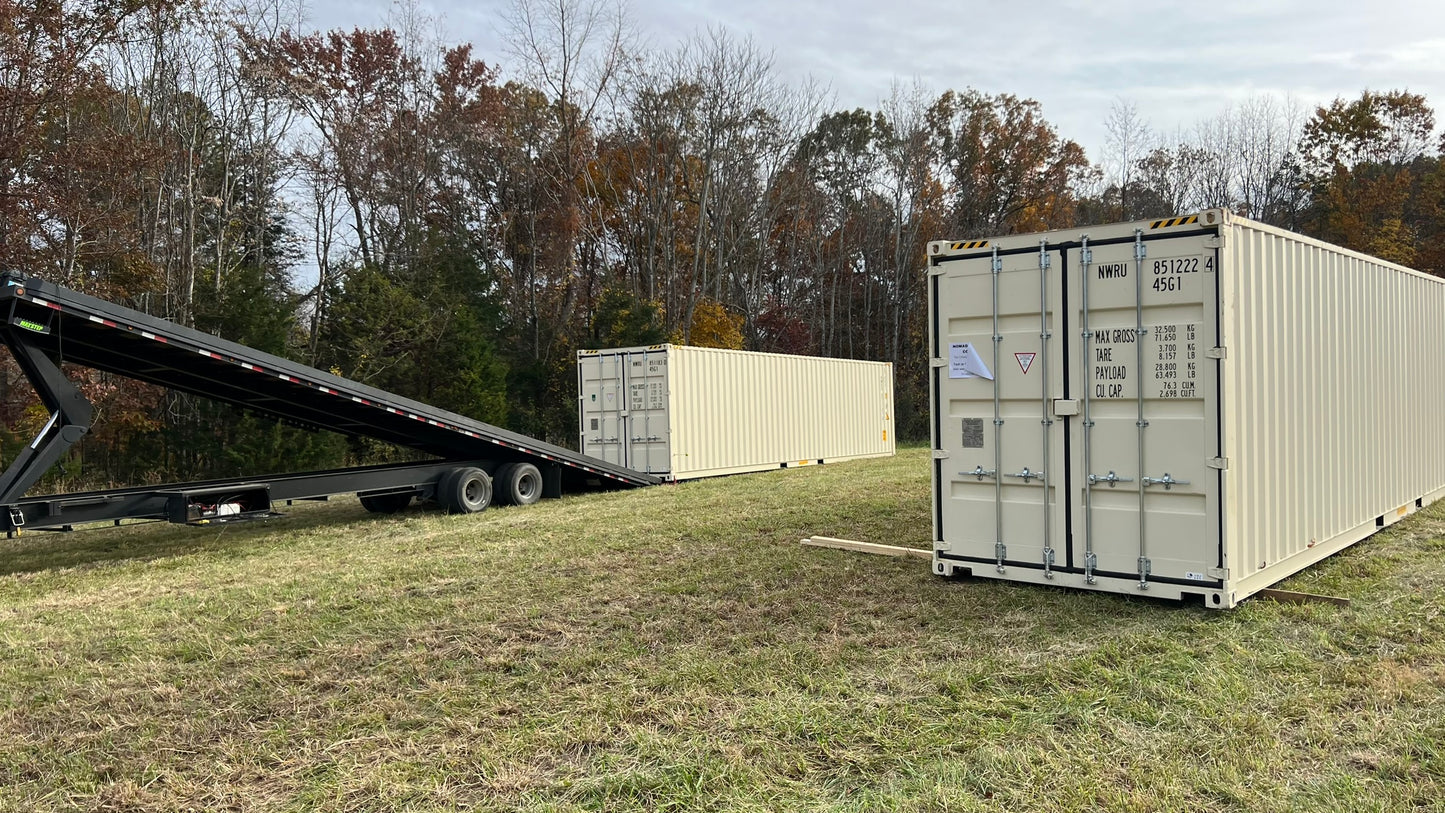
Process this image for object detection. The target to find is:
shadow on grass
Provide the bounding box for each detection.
[0,497,423,577]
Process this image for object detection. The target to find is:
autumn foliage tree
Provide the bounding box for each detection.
[7,0,1444,489]
[1301,91,1439,269]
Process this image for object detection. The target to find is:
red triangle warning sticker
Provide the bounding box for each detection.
[1015,352,1037,374]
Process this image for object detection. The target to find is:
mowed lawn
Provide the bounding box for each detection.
[0,447,1443,812]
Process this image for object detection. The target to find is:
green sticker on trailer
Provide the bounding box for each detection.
[15,318,48,333]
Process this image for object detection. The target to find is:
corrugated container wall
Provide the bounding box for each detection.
[928,210,1445,608]
[578,345,895,481]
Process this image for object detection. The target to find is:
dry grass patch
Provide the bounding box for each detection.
[0,447,1443,811]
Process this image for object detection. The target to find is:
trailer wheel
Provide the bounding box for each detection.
[441,467,491,514]
[358,491,413,514]
[491,463,515,505]
[495,462,543,506]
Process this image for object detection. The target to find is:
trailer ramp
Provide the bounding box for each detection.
[0,273,658,529]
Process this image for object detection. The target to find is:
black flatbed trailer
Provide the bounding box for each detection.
[0,272,659,534]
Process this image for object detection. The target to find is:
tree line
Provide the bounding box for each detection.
[2,0,1442,488]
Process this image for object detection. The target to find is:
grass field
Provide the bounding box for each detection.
[0,446,1443,811]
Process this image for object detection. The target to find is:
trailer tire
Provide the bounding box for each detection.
[441,467,491,514]
[491,463,515,505]
[359,491,413,514]
[494,462,543,506]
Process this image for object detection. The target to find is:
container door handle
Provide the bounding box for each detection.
[1142,473,1189,490]
[1087,471,1133,487]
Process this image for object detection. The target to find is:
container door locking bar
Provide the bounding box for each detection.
[1078,236,1097,583]
[989,247,1006,572]
[1131,229,1151,590]
[1036,240,1055,579]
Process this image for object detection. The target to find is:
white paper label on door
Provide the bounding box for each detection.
[949,343,994,380]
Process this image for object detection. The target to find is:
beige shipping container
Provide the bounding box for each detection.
[929,209,1445,608]
[578,345,895,481]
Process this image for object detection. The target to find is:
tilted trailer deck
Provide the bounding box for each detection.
[0,272,659,534]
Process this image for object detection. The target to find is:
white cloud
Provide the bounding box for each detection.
[302,0,1445,158]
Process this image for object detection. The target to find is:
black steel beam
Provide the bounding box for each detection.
[4,459,492,532]
[0,330,94,504]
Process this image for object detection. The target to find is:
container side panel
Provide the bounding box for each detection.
[1223,221,1445,588]
[628,345,894,480]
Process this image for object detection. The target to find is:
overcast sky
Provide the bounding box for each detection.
[303,0,1445,160]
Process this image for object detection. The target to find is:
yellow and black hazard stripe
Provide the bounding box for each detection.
[948,240,990,250]
[1150,215,1199,229]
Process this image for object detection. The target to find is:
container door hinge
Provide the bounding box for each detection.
[1204,234,1226,249]
[1207,457,1229,470]
[1204,346,1227,359]
[930,357,947,368]
[932,449,950,460]
[1208,566,1229,580]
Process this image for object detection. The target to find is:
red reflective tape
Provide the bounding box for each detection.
[103,320,117,327]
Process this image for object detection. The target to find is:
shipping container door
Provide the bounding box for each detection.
[934,244,1067,574]
[623,350,671,475]
[1066,230,1222,589]
[579,354,627,466]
